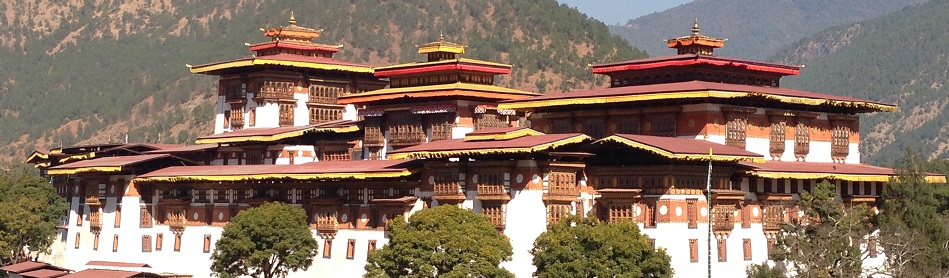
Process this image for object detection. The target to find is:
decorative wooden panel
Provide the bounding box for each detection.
[140,205,152,228]
[474,113,507,130]
[770,122,786,158]
[363,117,384,147]
[142,235,152,252]
[428,113,455,141]
[743,238,752,261]
[229,107,244,130]
[717,238,727,262]
[387,112,424,147]
[308,84,343,104]
[651,113,677,137]
[608,204,633,223]
[546,204,571,226]
[615,115,641,134]
[831,124,850,161]
[725,115,747,149]
[687,199,698,229]
[794,122,810,159]
[279,103,295,127]
[257,81,294,100]
[481,202,506,230]
[713,205,735,233]
[690,238,699,262]
[309,107,343,125]
[763,204,785,232]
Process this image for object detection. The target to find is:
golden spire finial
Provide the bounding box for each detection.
[289,11,297,26]
[439,30,445,41]
[692,18,700,36]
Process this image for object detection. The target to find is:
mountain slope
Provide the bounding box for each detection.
[773,0,949,164]
[608,0,926,59]
[0,0,645,162]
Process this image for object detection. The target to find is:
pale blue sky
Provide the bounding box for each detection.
[556,0,694,25]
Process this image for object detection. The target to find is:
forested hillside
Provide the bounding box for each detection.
[774,0,949,164]
[608,0,925,59]
[0,0,644,162]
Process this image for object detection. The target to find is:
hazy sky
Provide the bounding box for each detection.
[557,0,695,25]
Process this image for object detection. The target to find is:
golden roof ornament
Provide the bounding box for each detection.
[665,18,726,55]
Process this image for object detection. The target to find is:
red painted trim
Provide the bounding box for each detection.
[249,42,340,53]
[592,58,799,76]
[375,64,510,77]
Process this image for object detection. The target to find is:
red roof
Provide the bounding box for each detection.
[85,261,151,268]
[136,159,420,181]
[501,80,894,108]
[192,53,369,69]
[740,161,898,175]
[48,154,172,170]
[609,134,761,158]
[374,60,511,77]
[0,261,68,273]
[61,269,158,278]
[389,133,588,156]
[142,144,217,154]
[19,269,69,278]
[591,54,800,75]
[197,120,358,142]
[466,126,532,136]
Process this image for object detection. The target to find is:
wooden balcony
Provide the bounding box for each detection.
[166,210,188,233]
[89,212,102,231]
[433,182,466,202]
[475,185,509,201]
[542,185,578,202]
[314,212,338,238]
[85,195,103,207]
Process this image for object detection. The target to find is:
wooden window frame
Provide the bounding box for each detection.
[770,121,786,158]
[112,234,119,252]
[743,238,752,261]
[717,238,727,262]
[725,113,748,149]
[346,239,356,260]
[794,121,810,159]
[689,238,699,262]
[156,233,163,251]
[323,239,333,259]
[203,234,212,253]
[687,199,698,229]
[142,235,152,252]
[74,233,80,249]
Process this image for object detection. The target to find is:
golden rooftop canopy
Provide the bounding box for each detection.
[665,19,726,55]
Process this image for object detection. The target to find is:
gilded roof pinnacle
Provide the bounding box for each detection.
[692,18,700,36]
[289,11,296,26]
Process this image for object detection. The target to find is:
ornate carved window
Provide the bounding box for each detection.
[651,113,677,137]
[741,206,751,228]
[762,204,785,232]
[550,118,573,134]
[308,84,343,104]
[476,171,506,197]
[156,233,163,251]
[608,204,634,223]
[831,124,851,162]
[482,203,506,230]
[387,113,424,147]
[432,170,461,199]
[279,103,295,127]
[770,122,786,158]
[642,198,657,228]
[320,144,352,162]
[615,115,641,135]
[203,234,211,253]
[363,117,384,147]
[690,238,699,262]
[475,113,507,130]
[174,234,182,252]
[142,235,152,252]
[258,81,294,100]
[794,121,810,159]
[717,238,727,262]
[546,204,571,226]
[725,114,748,149]
[367,240,377,254]
[713,205,735,233]
[428,113,455,142]
[223,80,245,101]
[687,199,698,229]
[547,171,577,198]
[309,107,342,125]
[229,107,244,130]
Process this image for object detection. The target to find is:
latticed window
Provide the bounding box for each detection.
[482,203,505,230]
[615,115,641,134]
[309,107,343,125]
[642,198,657,228]
[474,113,507,130]
[428,113,455,141]
[690,238,699,262]
[712,205,735,232]
[320,144,352,162]
[831,124,851,161]
[279,103,295,126]
[794,122,810,159]
[387,113,424,147]
[725,115,748,149]
[550,118,573,134]
[246,152,264,165]
[224,80,244,101]
[477,171,506,196]
[142,235,152,252]
[258,81,294,99]
[608,204,634,223]
[583,118,606,138]
[308,84,343,104]
[363,117,384,147]
[546,204,571,226]
[547,172,576,196]
[229,108,244,130]
[763,204,785,231]
[770,122,786,158]
[651,113,677,137]
[687,199,698,229]
[718,238,728,262]
[140,205,152,228]
[433,171,461,197]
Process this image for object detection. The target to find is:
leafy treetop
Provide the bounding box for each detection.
[210,202,318,278]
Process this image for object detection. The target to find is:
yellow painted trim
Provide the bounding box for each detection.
[195,125,359,144]
[49,149,63,155]
[387,134,591,160]
[746,172,947,183]
[35,162,50,168]
[597,135,765,163]
[48,166,123,175]
[464,128,544,141]
[26,152,49,163]
[134,169,416,183]
[418,45,465,54]
[59,152,96,163]
[190,59,373,74]
[339,82,538,100]
[497,90,897,112]
[375,58,512,71]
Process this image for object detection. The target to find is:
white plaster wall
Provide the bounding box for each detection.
[847,142,860,164]
[342,105,359,121]
[273,145,317,165]
[807,141,833,163]
[255,102,281,128]
[452,126,474,140]
[294,94,309,126]
[500,189,546,277]
[746,137,771,160]
[214,95,227,135]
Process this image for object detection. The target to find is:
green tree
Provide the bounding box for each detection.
[874,149,949,277]
[210,202,318,278]
[770,181,872,278]
[531,216,672,278]
[364,205,514,278]
[745,263,787,278]
[0,164,67,265]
